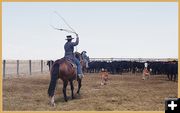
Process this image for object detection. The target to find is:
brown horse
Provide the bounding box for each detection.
[48,55,82,106]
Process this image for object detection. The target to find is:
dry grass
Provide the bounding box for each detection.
[3,73,177,111]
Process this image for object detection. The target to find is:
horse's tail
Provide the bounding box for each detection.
[48,63,59,97]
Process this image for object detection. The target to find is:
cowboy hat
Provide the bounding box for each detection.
[65,35,74,40]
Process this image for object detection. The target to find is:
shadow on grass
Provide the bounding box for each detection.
[55,93,82,103]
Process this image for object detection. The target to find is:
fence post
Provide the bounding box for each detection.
[3,60,6,78]
[41,60,43,73]
[29,60,32,75]
[17,60,19,75]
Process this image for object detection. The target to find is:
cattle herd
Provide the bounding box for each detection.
[47,60,178,82]
[87,60,178,81]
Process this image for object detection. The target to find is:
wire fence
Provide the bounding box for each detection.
[2,60,50,78]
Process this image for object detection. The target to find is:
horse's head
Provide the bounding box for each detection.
[81,51,90,62]
[74,51,87,68]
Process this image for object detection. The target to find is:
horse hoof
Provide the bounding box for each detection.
[72,97,75,99]
[49,102,56,107]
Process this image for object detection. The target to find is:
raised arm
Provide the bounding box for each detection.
[72,34,79,46]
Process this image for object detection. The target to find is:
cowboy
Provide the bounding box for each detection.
[81,51,89,68]
[64,34,84,79]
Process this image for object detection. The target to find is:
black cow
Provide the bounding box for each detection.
[87,60,178,82]
[47,60,54,71]
[166,61,178,82]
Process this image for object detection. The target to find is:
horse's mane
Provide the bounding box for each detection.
[74,51,81,56]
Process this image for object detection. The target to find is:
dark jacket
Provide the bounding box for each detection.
[64,38,79,58]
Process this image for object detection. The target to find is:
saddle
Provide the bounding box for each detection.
[64,58,77,69]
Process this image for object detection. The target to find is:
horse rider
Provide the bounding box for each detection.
[81,51,90,68]
[64,34,84,79]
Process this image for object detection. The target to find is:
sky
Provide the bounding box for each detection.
[2,2,178,60]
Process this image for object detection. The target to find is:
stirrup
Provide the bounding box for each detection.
[78,74,84,79]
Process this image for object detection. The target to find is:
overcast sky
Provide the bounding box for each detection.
[2,2,178,60]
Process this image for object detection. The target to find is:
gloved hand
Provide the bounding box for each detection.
[75,33,79,38]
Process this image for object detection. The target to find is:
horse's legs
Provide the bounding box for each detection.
[49,95,55,106]
[77,78,82,94]
[70,80,75,99]
[167,74,170,80]
[170,74,173,81]
[174,74,176,82]
[142,74,145,80]
[63,81,68,102]
[48,63,59,106]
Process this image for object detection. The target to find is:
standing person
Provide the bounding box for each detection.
[64,34,84,79]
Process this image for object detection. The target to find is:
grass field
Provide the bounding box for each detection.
[3,73,177,111]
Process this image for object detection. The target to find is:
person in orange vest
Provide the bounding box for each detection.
[142,67,150,80]
[100,68,109,85]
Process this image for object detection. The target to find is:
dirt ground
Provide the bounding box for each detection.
[3,73,177,111]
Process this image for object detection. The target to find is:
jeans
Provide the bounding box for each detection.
[73,57,83,75]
